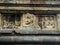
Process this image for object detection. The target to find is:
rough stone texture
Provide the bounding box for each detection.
[57,14,60,30]
[15,29,60,34]
[0,29,13,33]
[0,0,60,4]
[0,36,60,42]
[0,0,59,34]
[0,0,60,11]
[0,14,2,28]
[0,6,60,10]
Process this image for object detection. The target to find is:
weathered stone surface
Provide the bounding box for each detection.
[0,0,59,35]
[0,14,2,28]
[0,0,60,4]
[0,36,60,42]
[0,29,13,33]
[57,14,60,30]
[0,7,60,10]
[15,29,60,34]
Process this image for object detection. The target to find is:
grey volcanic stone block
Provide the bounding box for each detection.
[0,36,60,42]
[15,29,60,34]
[0,29,14,33]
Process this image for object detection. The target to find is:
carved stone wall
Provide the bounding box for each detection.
[0,13,57,30]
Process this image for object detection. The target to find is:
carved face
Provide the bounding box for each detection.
[22,13,36,26]
[25,15,34,25]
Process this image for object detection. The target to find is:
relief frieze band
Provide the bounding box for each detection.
[0,13,57,31]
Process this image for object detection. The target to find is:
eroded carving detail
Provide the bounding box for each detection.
[38,15,56,30]
[0,13,57,30]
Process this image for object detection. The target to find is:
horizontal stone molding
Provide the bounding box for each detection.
[0,29,60,35]
[0,0,60,4]
[0,36,60,43]
[0,7,60,10]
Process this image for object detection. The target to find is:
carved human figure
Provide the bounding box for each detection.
[21,13,41,30]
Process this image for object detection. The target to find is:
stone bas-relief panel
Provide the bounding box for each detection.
[0,13,57,30]
[1,14,21,29]
[21,13,41,30]
[38,15,57,30]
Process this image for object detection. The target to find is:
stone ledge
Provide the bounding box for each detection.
[0,36,60,43]
[15,29,60,34]
[0,29,14,33]
[0,1,60,4]
[0,29,60,34]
